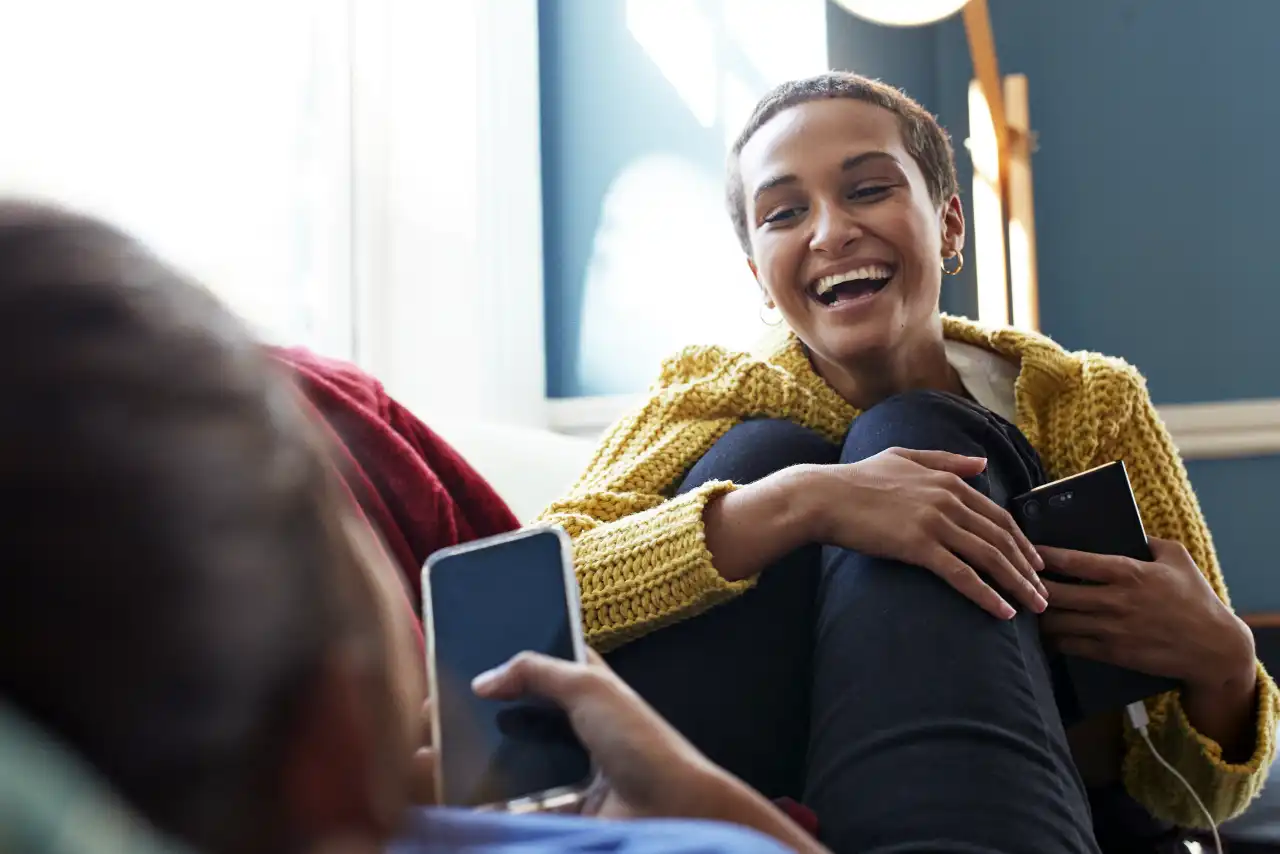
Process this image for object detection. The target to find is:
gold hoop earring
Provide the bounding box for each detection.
[759,303,783,327]
[942,250,965,276]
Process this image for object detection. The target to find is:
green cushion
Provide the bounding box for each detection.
[0,702,189,854]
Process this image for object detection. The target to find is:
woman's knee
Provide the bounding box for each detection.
[844,391,1042,489]
[841,390,1045,504]
[844,390,989,457]
[866,389,983,421]
[678,419,838,495]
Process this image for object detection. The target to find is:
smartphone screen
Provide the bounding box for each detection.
[425,528,592,808]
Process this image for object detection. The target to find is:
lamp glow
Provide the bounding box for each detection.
[832,0,969,27]
[967,79,1009,327]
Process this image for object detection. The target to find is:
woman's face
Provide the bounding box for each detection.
[739,98,964,369]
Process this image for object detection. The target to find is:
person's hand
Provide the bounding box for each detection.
[805,447,1046,619]
[1039,538,1255,689]
[472,648,724,820]
[407,699,438,805]
[472,650,830,852]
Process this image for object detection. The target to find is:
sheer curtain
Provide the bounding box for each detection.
[0,0,545,424]
[0,0,355,357]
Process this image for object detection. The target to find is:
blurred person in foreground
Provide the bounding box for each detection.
[0,201,823,854]
[536,71,1274,854]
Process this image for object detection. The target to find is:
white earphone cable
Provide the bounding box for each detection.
[1125,701,1221,854]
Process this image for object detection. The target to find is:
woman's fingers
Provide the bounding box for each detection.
[893,447,988,477]
[943,523,1047,613]
[953,505,1048,599]
[950,480,1044,575]
[924,545,1016,619]
[892,448,1038,576]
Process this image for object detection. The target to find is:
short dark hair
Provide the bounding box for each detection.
[725,71,960,255]
[0,201,380,854]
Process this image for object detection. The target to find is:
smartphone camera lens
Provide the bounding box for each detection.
[1023,499,1041,519]
[1049,491,1074,510]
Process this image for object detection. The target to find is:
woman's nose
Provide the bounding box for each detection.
[808,201,863,255]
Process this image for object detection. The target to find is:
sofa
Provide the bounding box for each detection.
[428,420,597,524]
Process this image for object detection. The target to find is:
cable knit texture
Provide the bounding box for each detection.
[537,314,1277,828]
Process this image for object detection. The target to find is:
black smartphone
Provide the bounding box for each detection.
[1010,461,1179,724]
[423,526,593,810]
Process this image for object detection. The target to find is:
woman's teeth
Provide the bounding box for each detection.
[813,265,895,297]
[813,265,894,305]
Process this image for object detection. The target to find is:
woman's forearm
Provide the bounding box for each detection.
[1181,614,1259,761]
[703,466,823,583]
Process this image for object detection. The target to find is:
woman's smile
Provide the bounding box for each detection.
[810,263,896,311]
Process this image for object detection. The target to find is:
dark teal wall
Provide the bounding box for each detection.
[539,0,782,397]
[1185,457,1280,610]
[540,0,716,397]
[923,0,1280,405]
[542,0,1280,607]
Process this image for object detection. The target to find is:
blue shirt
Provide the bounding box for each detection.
[2,704,790,854]
[389,807,794,854]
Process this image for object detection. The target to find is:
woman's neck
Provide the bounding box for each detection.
[810,335,967,411]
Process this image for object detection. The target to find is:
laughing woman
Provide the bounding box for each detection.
[538,72,1276,854]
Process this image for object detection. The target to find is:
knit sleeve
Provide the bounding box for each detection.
[1100,367,1278,826]
[536,347,765,651]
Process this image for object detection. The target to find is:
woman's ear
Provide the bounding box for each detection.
[941,194,966,256]
[747,257,776,307]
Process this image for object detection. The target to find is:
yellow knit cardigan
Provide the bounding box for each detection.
[537,314,1277,827]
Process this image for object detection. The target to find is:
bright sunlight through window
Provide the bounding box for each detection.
[0,0,354,356]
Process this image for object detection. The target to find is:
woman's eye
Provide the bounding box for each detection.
[848,185,892,201]
[763,206,802,225]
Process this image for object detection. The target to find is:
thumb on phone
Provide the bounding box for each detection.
[471,651,588,704]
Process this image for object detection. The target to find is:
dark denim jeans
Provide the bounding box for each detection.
[605,391,1101,854]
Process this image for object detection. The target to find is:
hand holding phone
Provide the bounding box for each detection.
[472,649,831,854]
[1038,538,1255,696]
[425,527,593,810]
[424,529,831,853]
[1010,461,1179,723]
[471,648,718,819]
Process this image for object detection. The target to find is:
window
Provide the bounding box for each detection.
[0,0,546,425]
[0,0,355,357]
